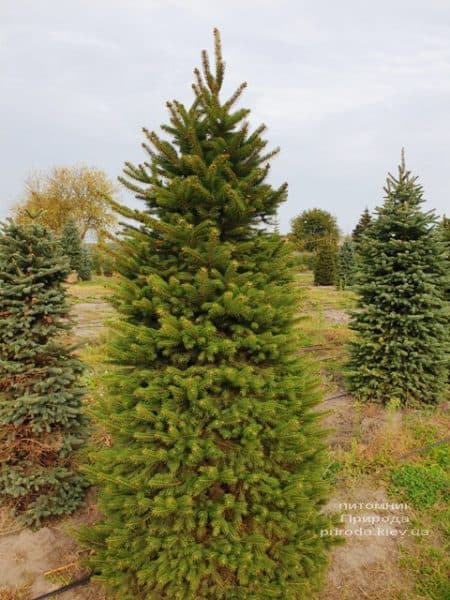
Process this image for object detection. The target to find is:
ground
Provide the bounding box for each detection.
[0,273,448,600]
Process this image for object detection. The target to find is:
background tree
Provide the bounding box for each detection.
[290,208,339,252]
[313,238,338,286]
[60,219,83,275]
[438,215,450,243]
[352,207,372,242]
[337,239,356,290]
[15,165,117,241]
[60,219,92,281]
[78,246,92,281]
[0,219,88,525]
[347,153,448,405]
[79,30,336,599]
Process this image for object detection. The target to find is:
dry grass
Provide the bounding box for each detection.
[0,586,31,600]
[67,276,114,304]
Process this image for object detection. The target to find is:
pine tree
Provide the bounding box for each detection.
[60,218,83,277]
[313,238,337,286]
[352,207,372,242]
[337,239,356,290]
[0,219,88,525]
[80,30,336,599]
[347,152,449,405]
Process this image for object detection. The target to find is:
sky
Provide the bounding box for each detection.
[1,0,450,234]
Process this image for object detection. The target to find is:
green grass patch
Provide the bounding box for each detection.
[389,463,449,508]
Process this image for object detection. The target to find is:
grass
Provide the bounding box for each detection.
[67,275,114,304]
[296,273,355,391]
[0,586,30,600]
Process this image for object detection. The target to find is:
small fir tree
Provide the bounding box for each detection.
[313,238,337,286]
[352,207,372,242]
[60,218,83,277]
[80,30,336,599]
[0,219,88,525]
[337,239,356,290]
[347,153,449,405]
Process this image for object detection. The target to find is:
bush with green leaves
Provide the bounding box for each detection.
[79,30,336,600]
[348,153,449,405]
[0,219,88,525]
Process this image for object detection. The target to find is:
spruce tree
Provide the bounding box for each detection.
[337,239,356,290]
[78,245,92,281]
[352,207,372,242]
[313,239,337,286]
[0,219,88,525]
[348,153,449,405]
[60,218,83,277]
[439,215,450,244]
[80,30,335,599]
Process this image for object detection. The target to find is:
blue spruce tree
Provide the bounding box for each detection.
[348,152,449,405]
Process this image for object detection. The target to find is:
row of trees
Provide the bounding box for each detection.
[290,205,448,293]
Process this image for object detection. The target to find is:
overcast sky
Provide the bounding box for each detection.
[1,0,450,233]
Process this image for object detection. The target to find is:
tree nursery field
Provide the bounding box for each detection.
[1,26,449,600]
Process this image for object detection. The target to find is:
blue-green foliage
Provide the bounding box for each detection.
[0,219,88,525]
[348,154,449,405]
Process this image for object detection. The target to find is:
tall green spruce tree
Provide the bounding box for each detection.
[313,238,337,286]
[80,30,335,599]
[348,152,448,405]
[61,218,83,274]
[337,239,356,290]
[0,219,87,525]
[61,219,92,281]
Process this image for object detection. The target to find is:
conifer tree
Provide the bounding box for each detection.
[439,215,450,244]
[313,238,337,286]
[337,239,356,290]
[352,207,372,242]
[79,246,92,281]
[80,30,335,599]
[348,153,449,405]
[0,219,88,525]
[60,218,83,277]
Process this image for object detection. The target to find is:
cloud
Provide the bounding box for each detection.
[1,0,450,234]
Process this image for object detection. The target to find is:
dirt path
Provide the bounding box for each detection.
[0,496,104,600]
[71,302,114,340]
[323,308,350,326]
